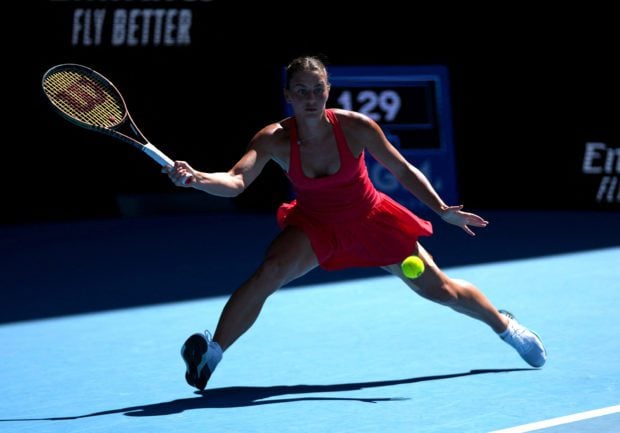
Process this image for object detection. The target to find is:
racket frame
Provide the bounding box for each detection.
[42,63,175,168]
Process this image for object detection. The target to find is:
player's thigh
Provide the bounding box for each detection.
[382,242,448,292]
[264,226,319,282]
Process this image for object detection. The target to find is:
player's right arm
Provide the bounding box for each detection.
[166,123,281,197]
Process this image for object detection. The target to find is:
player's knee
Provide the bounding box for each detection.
[419,282,458,305]
[255,255,291,286]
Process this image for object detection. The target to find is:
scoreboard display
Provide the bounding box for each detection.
[326,65,458,213]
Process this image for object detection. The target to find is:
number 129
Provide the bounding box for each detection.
[336,90,401,122]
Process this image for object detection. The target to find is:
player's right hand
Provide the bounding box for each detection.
[163,161,195,187]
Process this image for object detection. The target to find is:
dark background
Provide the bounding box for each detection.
[9,1,619,225]
[2,1,619,324]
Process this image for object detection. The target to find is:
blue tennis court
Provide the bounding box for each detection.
[1,210,618,432]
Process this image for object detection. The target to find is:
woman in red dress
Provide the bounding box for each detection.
[166,56,547,391]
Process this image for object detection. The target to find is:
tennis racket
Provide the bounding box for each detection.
[41,63,191,184]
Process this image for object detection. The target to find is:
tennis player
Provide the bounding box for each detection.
[165,55,547,391]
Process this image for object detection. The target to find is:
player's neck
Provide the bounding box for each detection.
[296,116,332,146]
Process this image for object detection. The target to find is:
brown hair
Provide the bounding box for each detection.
[285,55,329,89]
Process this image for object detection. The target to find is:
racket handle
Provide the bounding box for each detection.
[142,143,174,167]
[142,143,192,185]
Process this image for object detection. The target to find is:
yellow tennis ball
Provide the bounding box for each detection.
[401,255,425,279]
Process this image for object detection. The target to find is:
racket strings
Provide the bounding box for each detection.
[43,70,125,128]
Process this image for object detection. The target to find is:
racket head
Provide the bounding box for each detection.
[42,64,128,131]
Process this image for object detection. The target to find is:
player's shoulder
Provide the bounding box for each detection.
[249,117,292,150]
[330,108,379,135]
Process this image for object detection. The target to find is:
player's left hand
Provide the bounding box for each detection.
[440,205,489,236]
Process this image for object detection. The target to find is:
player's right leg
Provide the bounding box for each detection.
[181,226,319,390]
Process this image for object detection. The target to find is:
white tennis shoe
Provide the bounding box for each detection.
[180,330,222,390]
[498,310,547,367]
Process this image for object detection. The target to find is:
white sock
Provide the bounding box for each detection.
[207,340,223,372]
[498,319,513,337]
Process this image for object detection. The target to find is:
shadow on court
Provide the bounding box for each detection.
[0,368,535,421]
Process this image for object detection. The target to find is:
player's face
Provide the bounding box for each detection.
[285,70,330,117]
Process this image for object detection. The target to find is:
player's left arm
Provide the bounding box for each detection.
[347,112,488,235]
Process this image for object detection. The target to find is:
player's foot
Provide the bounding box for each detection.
[180,330,222,390]
[498,310,547,367]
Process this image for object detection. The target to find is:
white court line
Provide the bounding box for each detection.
[488,405,620,433]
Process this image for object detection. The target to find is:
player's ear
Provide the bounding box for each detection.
[283,88,292,103]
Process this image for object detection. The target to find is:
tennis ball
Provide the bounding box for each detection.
[401,255,425,279]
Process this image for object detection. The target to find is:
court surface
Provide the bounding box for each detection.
[1,210,619,432]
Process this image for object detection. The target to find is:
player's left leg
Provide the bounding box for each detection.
[382,242,547,367]
[383,243,507,332]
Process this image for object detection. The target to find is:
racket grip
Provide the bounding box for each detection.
[142,143,192,185]
[142,143,174,167]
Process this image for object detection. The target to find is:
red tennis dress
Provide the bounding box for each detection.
[277,109,433,270]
